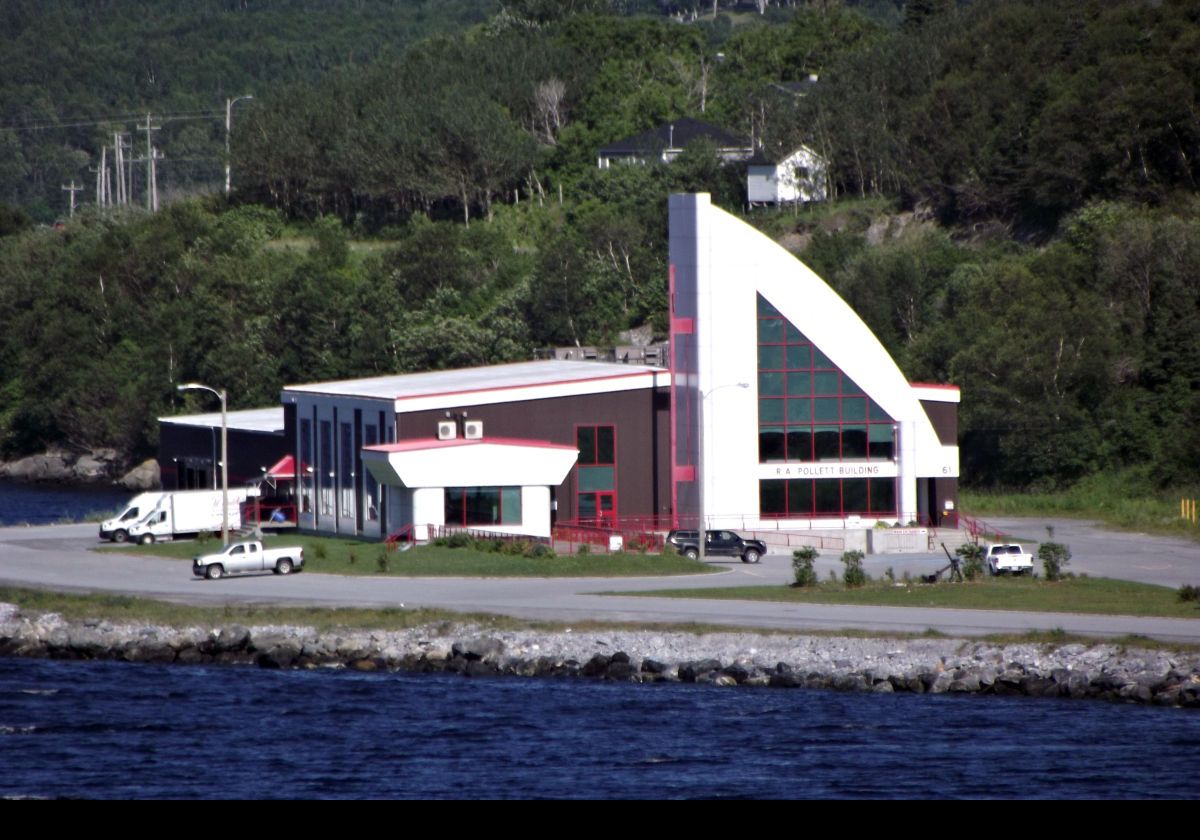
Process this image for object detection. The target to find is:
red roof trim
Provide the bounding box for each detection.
[363,437,578,454]
[909,382,960,392]
[390,370,658,402]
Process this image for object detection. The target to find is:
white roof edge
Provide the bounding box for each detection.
[282,360,669,403]
[910,384,961,404]
[158,407,285,433]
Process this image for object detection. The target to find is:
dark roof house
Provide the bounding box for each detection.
[597,117,753,169]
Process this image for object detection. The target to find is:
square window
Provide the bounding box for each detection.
[869,478,896,513]
[759,398,785,423]
[814,398,839,421]
[758,318,784,343]
[759,371,784,396]
[786,345,811,369]
[842,398,867,420]
[843,479,868,513]
[814,426,840,460]
[759,428,786,461]
[815,480,841,514]
[759,345,784,370]
[842,426,868,458]
[814,371,839,395]
[787,479,813,514]
[786,371,810,395]
[786,428,812,460]
[787,398,812,422]
[760,480,787,516]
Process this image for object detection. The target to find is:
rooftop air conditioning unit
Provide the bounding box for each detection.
[436,421,457,441]
[464,420,484,440]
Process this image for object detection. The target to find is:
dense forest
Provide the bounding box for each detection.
[1,0,1198,494]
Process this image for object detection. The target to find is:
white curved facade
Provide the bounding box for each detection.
[669,193,959,530]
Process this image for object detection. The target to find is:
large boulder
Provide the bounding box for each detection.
[119,459,161,491]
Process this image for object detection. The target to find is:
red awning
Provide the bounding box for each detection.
[265,454,295,479]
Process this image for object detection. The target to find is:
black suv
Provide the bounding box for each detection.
[666,529,767,564]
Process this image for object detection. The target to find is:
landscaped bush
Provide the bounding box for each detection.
[1178,584,1199,603]
[791,546,819,587]
[956,542,985,581]
[840,550,867,588]
[445,532,472,549]
[1039,541,1072,581]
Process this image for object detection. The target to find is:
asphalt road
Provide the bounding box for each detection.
[1,519,1199,642]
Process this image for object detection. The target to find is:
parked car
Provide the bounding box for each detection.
[666,529,766,563]
[982,543,1035,576]
[192,540,304,580]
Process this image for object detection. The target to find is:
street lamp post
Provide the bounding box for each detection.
[178,383,229,546]
[224,95,253,196]
[698,381,749,562]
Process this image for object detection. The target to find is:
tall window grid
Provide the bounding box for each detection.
[757,294,897,517]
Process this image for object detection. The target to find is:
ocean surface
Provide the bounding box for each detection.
[2,657,1199,800]
[0,480,130,528]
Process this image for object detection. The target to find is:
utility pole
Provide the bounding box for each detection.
[113,132,127,206]
[60,180,82,217]
[225,95,253,195]
[140,114,160,212]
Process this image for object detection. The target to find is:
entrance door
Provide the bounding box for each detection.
[597,492,616,528]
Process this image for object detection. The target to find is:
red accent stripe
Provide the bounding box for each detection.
[363,437,577,453]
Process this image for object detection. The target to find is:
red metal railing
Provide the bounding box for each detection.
[240,500,298,526]
[385,524,415,551]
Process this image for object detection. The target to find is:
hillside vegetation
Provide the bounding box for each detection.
[0,0,1198,497]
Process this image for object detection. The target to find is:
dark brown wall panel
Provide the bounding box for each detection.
[396,387,670,522]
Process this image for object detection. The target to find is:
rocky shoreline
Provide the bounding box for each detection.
[3,603,1198,707]
[0,450,158,489]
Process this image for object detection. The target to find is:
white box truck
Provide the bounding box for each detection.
[114,489,252,545]
[99,492,167,543]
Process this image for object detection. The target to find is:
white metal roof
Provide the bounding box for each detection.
[158,406,284,433]
[282,360,669,405]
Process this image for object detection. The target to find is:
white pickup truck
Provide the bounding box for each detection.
[192,540,304,580]
[982,543,1035,576]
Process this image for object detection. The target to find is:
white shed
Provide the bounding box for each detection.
[747,146,828,205]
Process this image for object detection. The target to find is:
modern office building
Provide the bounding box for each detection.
[159,194,958,542]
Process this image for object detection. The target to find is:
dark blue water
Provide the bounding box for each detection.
[2,657,1197,799]
[0,481,130,527]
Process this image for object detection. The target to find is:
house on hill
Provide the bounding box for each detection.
[747,145,828,205]
[597,117,753,169]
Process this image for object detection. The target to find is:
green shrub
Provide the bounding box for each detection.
[313,542,328,561]
[884,566,895,584]
[375,549,390,573]
[446,532,472,549]
[956,543,985,581]
[347,548,357,565]
[1039,541,1072,581]
[1177,584,1200,603]
[827,568,838,584]
[577,543,591,555]
[525,543,554,558]
[840,550,867,587]
[791,547,819,587]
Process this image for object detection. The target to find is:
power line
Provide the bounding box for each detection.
[0,110,225,133]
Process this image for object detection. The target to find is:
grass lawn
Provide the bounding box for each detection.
[100,533,719,578]
[961,470,1200,541]
[611,575,1200,620]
